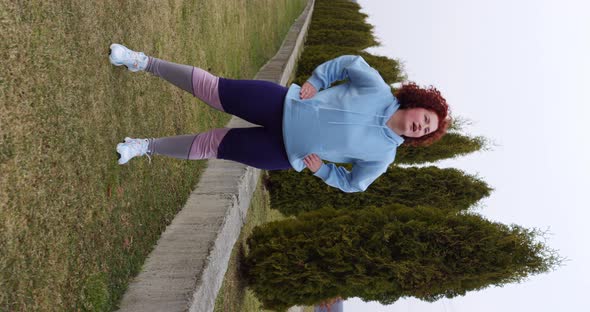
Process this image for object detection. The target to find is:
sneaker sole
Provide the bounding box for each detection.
[116,142,129,165]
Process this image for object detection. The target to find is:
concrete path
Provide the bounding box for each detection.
[116,1,315,311]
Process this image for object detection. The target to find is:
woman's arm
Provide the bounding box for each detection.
[305,156,390,193]
[305,55,387,91]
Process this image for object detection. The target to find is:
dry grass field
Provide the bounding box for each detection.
[0,0,306,310]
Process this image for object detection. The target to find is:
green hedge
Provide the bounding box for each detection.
[267,166,491,216]
[395,133,488,165]
[244,205,559,310]
[305,29,379,49]
[293,45,404,85]
[309,18,374,33]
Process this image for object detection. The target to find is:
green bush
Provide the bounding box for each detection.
[396,133,488,165]
[306,29,379,49]
[312,6,369,22]
[294,45,404,85]
[291,0,403,87]
[314,0,361,10]
[244,206,560,310]
[267,166,491,216]
[309,18,374,33]
[295,45,360,79]
[361,53,405,84]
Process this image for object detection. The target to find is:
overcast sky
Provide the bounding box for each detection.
[345,0,590,311]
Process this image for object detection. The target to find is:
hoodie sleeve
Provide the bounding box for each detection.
[312,160,390,193]
[306,55,387,91]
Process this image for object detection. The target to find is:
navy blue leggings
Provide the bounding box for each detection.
[216,78,293,170]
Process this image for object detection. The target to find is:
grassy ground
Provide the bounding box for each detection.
[0,0,306,310]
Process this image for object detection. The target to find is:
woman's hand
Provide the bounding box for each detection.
[299,82,317,99]
[303,153,323,173]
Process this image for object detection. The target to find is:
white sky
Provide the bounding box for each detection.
[345,0,590,311]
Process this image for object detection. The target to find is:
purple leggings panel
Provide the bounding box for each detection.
[218,78,287,129]
[148,128,229,160]
[216,78,292,170]
[217,127,292,170]
[192,67,223,111]
[146,57,223,111]
[189,128,229,159]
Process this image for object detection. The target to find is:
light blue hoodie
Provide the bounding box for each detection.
[282,55,404,193]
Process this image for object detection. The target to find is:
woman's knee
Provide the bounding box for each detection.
[192,67,223,111]
[188,128,230,160]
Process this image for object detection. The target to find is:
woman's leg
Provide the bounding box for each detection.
[216,127,291,170]
[144,61,289,130]
[117,128,229,165]
[217,78,288,130]
[109,44,287,128]
[137,126,291,170]
[110,43,224,110]
[146,58,224,111]
[148,128,230,160]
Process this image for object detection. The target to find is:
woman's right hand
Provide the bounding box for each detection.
[303,153,323,173]
[299,82,317,99]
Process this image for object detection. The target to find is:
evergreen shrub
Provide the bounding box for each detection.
[267,166,491,216]
[314,0,360,10]
[396,133,487,164]
[309,18,374,33]
[306,29,379,49]
[312,6,369,22]
[244,206,560,310]
[294,45,404,85]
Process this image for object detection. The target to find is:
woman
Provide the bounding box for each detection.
[111,43,450,193]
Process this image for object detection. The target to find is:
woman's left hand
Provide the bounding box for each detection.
[299,82,317,99]
[303,153,323,173]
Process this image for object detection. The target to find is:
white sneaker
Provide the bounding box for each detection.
[109,43,149,72]
[116,137,151,164]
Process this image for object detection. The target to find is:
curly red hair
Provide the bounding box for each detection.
[394,82,451,146]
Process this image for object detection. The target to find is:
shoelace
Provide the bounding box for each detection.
[143,139,152,164]
[129,139,151,163]
[129,51,141,69]
[145,139,153,165]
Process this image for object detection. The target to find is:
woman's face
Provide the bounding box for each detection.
[399,108,439,138]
